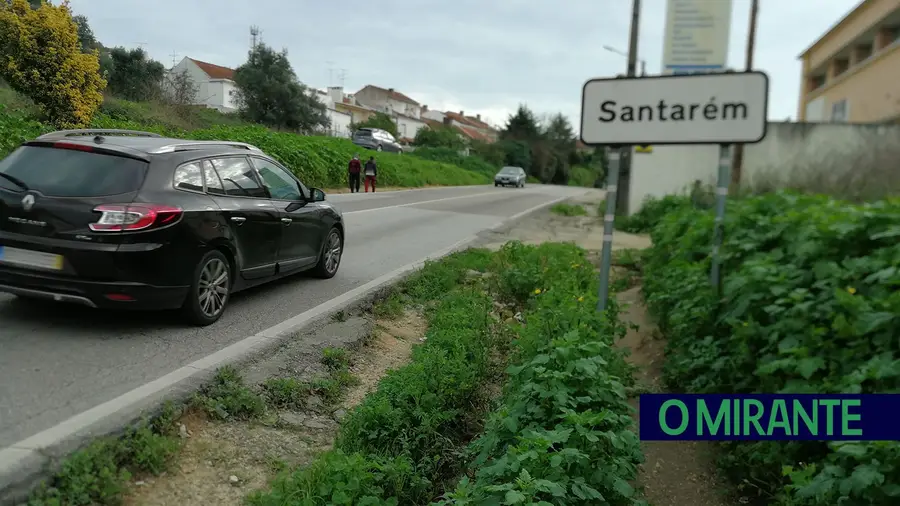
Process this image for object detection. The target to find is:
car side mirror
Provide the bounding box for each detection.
[309,188,326,202]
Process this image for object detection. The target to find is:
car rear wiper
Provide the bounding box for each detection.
[0,172,28,191]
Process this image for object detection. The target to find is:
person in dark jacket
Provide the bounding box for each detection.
[364,156,377,193]
[348,154,361,193]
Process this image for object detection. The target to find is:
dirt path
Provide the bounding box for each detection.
[474,190,730,506]
[614,287,728,506]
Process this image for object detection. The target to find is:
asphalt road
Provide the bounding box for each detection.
[0,184,589,449]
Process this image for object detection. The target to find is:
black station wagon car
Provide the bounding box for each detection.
[0,129,345,326]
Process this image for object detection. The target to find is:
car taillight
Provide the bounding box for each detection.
[89,204,183,232]
[53,141,94,152]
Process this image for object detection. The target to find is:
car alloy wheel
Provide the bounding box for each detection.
[324,230,342,275]
[198,257,229,318]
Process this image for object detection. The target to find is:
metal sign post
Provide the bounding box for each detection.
[597,146,622,312]
[710,144,732,295]
[579,71,769,313]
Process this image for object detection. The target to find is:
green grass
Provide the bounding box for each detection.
[550,202,588,216]
[0,87,492,190]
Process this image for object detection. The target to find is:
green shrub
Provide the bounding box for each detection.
[641,191,900,506]
[412,146,499,177]
[615,194,696,234]
[568,165,599,187]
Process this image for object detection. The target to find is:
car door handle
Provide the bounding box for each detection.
[230,216,246,224]
[281,217,292,225]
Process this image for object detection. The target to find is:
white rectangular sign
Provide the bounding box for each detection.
[580,72,769,146]
[661,0,733,74]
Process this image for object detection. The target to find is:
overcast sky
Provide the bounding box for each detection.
[68,0,858,129]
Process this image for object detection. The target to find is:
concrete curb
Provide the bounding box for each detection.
[0,190,579,504]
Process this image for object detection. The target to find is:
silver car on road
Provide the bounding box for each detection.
[494,166,526,188]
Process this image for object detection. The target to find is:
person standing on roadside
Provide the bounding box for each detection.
[348,154,362,193]
[364,156,377,193]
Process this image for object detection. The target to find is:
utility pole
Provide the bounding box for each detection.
[614,0,641,216]
[730,0,759,191]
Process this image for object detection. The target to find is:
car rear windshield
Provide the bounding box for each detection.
[0,146,148,197]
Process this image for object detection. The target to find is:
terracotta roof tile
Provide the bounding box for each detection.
[455,125,493,143]
[357,85,420,106]
[189,58,235,80]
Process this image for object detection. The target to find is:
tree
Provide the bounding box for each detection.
[413,124,464,150]
[232,41,328,132]
[350,112,397,137]
[0,0,106,128]
[501,104,541,141]
[72,14,97,52]
[163,69,198,106]
[104,46,165,101]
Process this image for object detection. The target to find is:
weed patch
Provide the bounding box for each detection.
[27,414,180,505]
[550,202,587,216]
[642,191,900,505]
[194,366,267,421]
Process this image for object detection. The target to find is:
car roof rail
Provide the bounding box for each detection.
[149,141,263,154]
[36,129,164,140]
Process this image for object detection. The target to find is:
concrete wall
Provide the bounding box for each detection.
[628,121,900,213]
[627,144,720,214]
[742,121,900,187]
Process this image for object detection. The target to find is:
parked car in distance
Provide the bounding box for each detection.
[351,128,403,153]
[0,129,345,326]
[494,166,526,188]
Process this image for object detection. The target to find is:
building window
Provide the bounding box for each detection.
[831,99,848,122]
[833,58,849,76]
[808,74,826,92]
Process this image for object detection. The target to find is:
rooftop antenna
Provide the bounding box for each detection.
[169,51,180,68]
[338,69,348,88]
[326,60,335,87]
[135,42,148,50]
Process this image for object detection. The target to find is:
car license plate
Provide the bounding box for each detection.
[0,246,64,270]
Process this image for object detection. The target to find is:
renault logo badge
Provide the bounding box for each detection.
[21,194,35,212]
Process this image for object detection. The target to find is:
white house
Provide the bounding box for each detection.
[394,114,427,141]
[354,85,427,140]
[311,88,352,138]
[167,57,238,113]
[421,105,445,122]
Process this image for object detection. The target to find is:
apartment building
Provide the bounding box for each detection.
[797,0,900,123]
